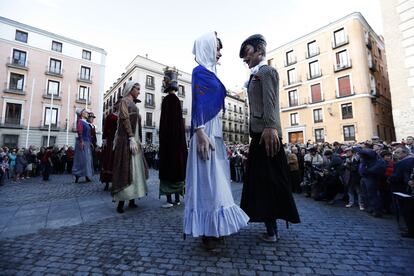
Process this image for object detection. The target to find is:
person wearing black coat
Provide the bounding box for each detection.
[343,147,363,209]
[354,147,386,218]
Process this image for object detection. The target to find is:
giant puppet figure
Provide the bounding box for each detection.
[158,67,188,208]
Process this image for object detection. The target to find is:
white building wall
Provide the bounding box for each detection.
[0,17,105,64]
[104,55,192,145]
[381,0,414,140]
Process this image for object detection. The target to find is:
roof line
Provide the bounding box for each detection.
[0,16,107,54]
[267,12,382,54]
[127,54,191,76]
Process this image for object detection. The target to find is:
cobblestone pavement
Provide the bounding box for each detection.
[0,171,414,275]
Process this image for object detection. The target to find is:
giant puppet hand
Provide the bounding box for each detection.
[195,127,215,161]
[129,137,139,155]
[259,128,280,158]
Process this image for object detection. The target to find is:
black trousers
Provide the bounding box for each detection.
[241,133,300,224]
[43,163,51,180]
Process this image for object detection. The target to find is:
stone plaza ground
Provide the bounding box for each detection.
[0,170,413,275]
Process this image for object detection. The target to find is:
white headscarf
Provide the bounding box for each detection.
[192,32,218,74]
[122,80,140,97]
[75,107,85,117]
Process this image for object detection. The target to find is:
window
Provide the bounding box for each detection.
[343,125,355,141]
[79,86,90,100]
[336,50,349,69]
[286,50,295,65]
[51,41,62,52]
[234,105,237,112]
[334,28,346,47]
[5,103,22,125]
[47,80,60,96]
[370,75,376,95]
[309,61,320,78]
[311,83,322,103]
[287,69,296,85]
[146,112,153,127]
[80,66,91,80]
[341,103,353,119]
[307,41,319,57]
[315,128,325,143]
[145,132,153,144]
[49,58,62,74]
[288,90,298,107]
[313,108,323,123]
[82,50,91,60]
[290,113,298,126]
[267,58,273,66]
[44,107,58,126]
[12,49,26,66]
[145,93,155,107]
[9,73,25,91]
[15,30,28,43]
[239,107,242,113]
[178,85,185,96]
[338,75,351,97]
[42,136,56,147]
[146,75,155,89]
[3,135,19,148]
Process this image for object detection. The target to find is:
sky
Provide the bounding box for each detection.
[0,0,383,92]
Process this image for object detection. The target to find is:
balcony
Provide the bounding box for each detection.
[308,96,324,105]
[284,57,297,67]
[371,86,381,98]
[280,99,308,111]
[307,70,323,80]
[306,47,320,59]
[144,121,155,128]
[332,36,349,49]
[76,95,91,104]
[39,121,62,131]
[366,36,372,49]
[283,78,302,90]
[0,117,23,129]
[145,83,155,90]
[42,90,62,100]
[3,82,26,95]
[335,86,355,99]
[144,102,156,109]
[334,60,352,72]
[369,60,377,72]
[182,108,188,115]
[45,66,63,78]
[77,73,92,84]
[6,57,29,71]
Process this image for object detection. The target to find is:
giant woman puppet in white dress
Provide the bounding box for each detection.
[183,32,249,250]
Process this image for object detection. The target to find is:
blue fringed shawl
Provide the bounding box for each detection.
[190,65,226,136]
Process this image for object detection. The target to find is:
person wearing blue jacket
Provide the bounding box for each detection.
[354,147,386,218]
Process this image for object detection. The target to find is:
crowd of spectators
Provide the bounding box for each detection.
[0,145,81,184]
[1,135,412,237]
[283,135,414,238]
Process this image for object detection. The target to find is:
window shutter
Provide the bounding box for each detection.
[311,84,321,102]
[338,76,351,96]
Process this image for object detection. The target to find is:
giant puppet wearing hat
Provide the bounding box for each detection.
[158,67,188,207]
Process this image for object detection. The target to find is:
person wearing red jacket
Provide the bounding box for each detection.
[380,150,394,214]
